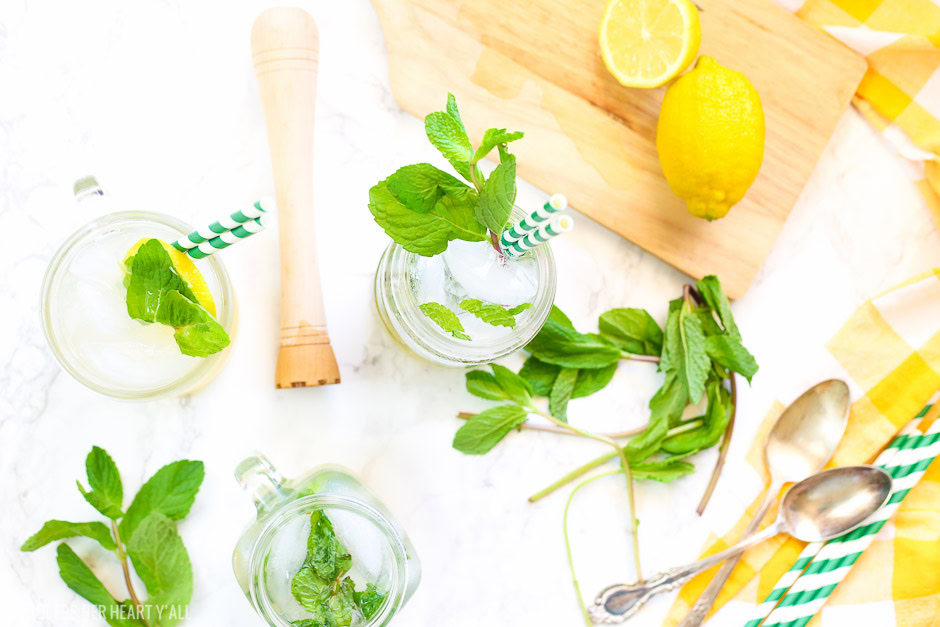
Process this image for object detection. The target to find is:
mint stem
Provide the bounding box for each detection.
[111,520,150,627]
[621,351,661,363]
[696,373,737,515]
[457,412,645,439]
[528,405,644,582]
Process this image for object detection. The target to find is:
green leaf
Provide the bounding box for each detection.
[125,240,198,323]
[306,510,352,581]
[465,370,508,401]
[572,363,618,399]
[77,446,123,520]
[704,335,758,382]
[507,303,532,316]
[626,374,687,463]
[154,290,230,357]
[631,458,696,483]
[525,318,621,368]
[695,275,740,340]
[418,302,470,340]
[291,566,331,613]
[354,583,386,620]
[327,577,357,626]
[369,182,486,256]
[446,93,466,135]
[119,460,205,541]
[126,512,193,625]
[548,305,575,329]
[424,111,473,180]
[549,367,578,422]
[662,300,709,404]
[385,163,472,214]
[453,405,528,454]
[662,380,730,455]
[472,128,524,164]
[475,152,516,233]
[518,357,560,397]
[459,299,525,328]
[490,363,533,405]
[598,308,663,356]
[21,520,116,552]
[55,544,144,627]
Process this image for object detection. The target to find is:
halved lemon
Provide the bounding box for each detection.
[599,0,701,89]
[124,238,217,317]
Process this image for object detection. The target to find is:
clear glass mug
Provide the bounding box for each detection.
[40,176,237,400]
[232,455,421,627]
[374,206,557,366]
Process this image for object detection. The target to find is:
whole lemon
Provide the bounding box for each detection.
[656,56,765,220]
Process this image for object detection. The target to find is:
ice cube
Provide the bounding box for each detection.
[264,515,312,621]
[442,239,538,307]
[411,254,448,305]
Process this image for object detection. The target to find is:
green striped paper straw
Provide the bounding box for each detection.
[500,193,567,248]
[503,214,573,257]
[172,197,271,254]
[185,217,265,260]
[744,416,924,627]
[750,407,940,627]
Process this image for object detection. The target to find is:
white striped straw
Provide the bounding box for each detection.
[501,194,568,247]
[187,217,266,259]
[173,197,272,253]
[503,214,573,257]
[749,404,940,627]
[744,417,924,627]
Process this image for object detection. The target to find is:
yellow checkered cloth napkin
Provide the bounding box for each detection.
[773,0,940,229]
[666,269,940,626]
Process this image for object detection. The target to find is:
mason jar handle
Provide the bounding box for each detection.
[235,454,288,515]
[73,175,105,203]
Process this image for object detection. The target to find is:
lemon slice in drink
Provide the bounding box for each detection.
[123,238,217,317]
[599,0,701,88]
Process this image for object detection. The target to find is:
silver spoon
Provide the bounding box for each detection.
[588,465,892,624]
[678,379,850,626]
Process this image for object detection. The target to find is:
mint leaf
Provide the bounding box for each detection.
[704,335,758,382]
[598,308,663,356]
[125,239,197,322]
[459,299,528,328]
[490,363,533,405]
[626,374,687,463]
[525,318,621,368]
[518,357,560,397]
[472,128,524,164]
[77,446,123,520]
[291,566,330,614]
[419,302,470,341]
[369,182,486,256]
[446,93,466,135]
[695,275,740,340]
[631,458,696,482]
[660,300,709,404]
[354,583,385,619]
[424,110,472,180]
[475,152,516,233]
[572,363,618,399]
[549,305,575,329]
[56,544,145,627]
[549,367,578,422]
[126,512,193,626]
[385,163,473,214]
[306,510,352,581]
[153,290,230,357]
[662,380,730,455]
[21,520,116,552]
[119,460,204,541]
[327,577,357,626]
[466,370,508,401]
[453,405,528,454]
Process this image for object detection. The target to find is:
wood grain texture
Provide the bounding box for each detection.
[371,0,867,298]
[252,7,340,387]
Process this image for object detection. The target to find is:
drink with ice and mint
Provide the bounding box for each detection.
[371,95,557,365]
[41,180,235,399]
[232,456,420,627]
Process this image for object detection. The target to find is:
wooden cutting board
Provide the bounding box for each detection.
[370,0,867,298]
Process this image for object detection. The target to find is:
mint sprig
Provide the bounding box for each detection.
[370,94,524,255]
[124,239,230,358]
[459,299,531,328]
[290,510,386,626]
[419,302,470,340]
[21,447,204,627]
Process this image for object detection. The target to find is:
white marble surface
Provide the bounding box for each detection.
[2,2,939,626]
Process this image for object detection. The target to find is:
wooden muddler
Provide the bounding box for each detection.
[251,8,340,388]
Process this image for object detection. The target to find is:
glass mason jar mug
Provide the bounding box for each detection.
[40,177,236,400]
[232,455,421,627]
[374,206,557,366]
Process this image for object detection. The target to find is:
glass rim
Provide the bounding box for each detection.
[378,208,557,365]
[247,493,409,627]
[40,210,236,400]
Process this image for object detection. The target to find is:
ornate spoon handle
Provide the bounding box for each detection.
[588,523,782,623]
